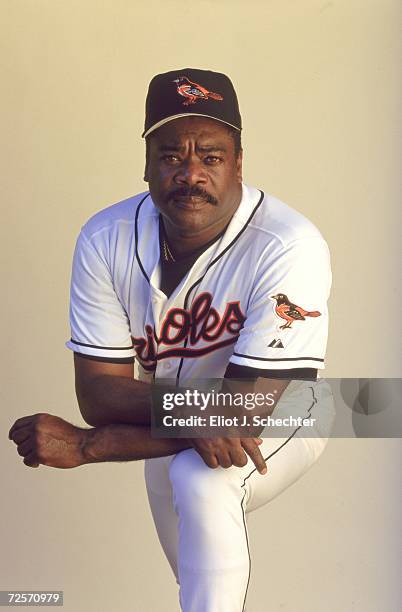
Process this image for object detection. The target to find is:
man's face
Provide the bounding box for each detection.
[144,116,243,236]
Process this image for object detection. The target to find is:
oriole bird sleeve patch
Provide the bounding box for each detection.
[270,293,321,330]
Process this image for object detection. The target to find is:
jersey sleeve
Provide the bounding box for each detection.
[230,236,331,370]
[65,230,135,360]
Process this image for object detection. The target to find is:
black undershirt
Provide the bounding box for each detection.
[224,362,317,381]
[158,215,226,298]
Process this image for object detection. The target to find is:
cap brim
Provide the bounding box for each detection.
[142,113,241,138]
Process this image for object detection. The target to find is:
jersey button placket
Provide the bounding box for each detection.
[151,289,172,378]
[150,289,164,335]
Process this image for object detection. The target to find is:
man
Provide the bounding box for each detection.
[9,68,333,611]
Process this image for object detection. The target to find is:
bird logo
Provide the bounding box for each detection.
[173,76,224,106]
[270,294,321,330]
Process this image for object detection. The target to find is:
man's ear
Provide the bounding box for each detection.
[236,149,243,182]
[144,138,150,182]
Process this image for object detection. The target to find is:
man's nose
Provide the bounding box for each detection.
[174,159,207,185]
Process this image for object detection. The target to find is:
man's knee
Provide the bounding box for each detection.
[169,449,239,511]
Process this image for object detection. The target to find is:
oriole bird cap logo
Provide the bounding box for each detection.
[173,76,224,106]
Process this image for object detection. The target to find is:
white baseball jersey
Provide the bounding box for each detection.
[66,184,331,381]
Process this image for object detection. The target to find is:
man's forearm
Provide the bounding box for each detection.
[78,374,154,427]
[82,423,191,463]
[77,370,290,437]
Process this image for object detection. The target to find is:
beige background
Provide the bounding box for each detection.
[1,1,401,611]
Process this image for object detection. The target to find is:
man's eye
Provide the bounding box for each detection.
[161,155,180,163]
[204,156,222,164]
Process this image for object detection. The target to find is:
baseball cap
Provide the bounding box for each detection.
[142,68,242,138]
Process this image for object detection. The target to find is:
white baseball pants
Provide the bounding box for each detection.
[144,380,334,612]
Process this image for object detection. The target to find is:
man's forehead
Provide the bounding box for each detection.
[150,117,232,143]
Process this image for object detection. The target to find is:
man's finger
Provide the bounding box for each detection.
[229,447,248,468]
[17,440,34,457]
[198,451,219,469]
[241,439,267,474]
[23,451,40,468]
[215,451,233,469]
[10,427,32,445]
[8,416,36,439]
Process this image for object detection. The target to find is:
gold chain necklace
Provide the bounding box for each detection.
[162,236,176,262]
[161,222,228,264]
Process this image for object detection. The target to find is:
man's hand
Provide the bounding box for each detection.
[8,414,88,469]
[188,437,267,474]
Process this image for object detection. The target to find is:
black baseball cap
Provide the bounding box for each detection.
[142,68,242,138]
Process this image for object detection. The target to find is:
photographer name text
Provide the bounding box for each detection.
[162,415,316,427]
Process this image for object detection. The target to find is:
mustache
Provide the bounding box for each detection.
[167,186,218,206]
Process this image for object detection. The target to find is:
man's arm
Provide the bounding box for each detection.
[8,355,267,471]
[8,413,192,468]
[8,354,192,468]
[74,354,153,426]
[75,355,269,472]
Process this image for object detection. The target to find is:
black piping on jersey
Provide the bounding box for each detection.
[134,192,152,284]
[240,384,318,611]
[233,352,324,363]
[74,353,135,364]
[175,190,265,386]
[70,338,134,351]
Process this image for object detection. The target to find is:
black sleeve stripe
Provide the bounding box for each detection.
[232,352,324,363]
[225,362,317,381]
[70,338,134,351]
[258,368,317,380]
[74,353,135,364]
